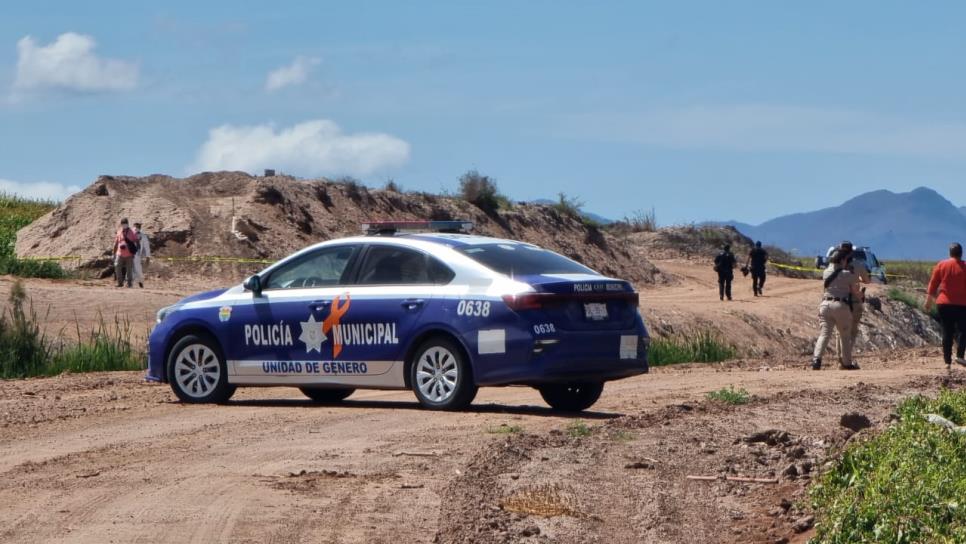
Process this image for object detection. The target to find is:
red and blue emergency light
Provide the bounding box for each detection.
[362,220,474,235]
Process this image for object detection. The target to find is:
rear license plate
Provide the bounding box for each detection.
[584,303,608,321]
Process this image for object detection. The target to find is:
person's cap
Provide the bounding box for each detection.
[755,241,762,247]
[723,243,731,250]
[134,222,142,228]
[839,240,853,251]
[120,217,129,225]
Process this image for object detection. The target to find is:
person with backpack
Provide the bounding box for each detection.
[112,217,139,288]
[924,242,966,369]
[713,244,737,301]
[745,241,769,296]
[812,241,862,370]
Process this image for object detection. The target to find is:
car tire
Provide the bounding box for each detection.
[410,337,477,410]
[299,387,355,403]
[167,333,236,404]
[538,382,604,412]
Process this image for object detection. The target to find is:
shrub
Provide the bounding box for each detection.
[649,330,737,366]
[383,178,402,193]
[551,192,584,218]
[566,419,592,438]
[887,287,921,309]
[810,389,966,543]
[458,170,509,212]
[706,385,750,405]
[486,424,523,434]
[0,192,67,279]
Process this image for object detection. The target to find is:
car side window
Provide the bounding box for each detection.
[265,245,358,290]
[357,245,451,285]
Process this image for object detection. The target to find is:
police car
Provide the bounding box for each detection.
[147,221,650,411]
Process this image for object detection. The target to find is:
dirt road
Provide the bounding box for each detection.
[0,263,957,543]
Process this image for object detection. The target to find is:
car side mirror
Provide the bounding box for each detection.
[244,275,263,297]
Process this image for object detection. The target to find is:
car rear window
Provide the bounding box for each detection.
[457,243,596,276]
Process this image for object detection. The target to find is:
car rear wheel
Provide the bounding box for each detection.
[167,334,235,404]
[299,387,355,403]
[538,382,604,412]
[410,337,477,410]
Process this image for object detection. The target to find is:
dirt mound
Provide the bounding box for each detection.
[16,172,660,285]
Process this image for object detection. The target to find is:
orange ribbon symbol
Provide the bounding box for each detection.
[322,293,351,358]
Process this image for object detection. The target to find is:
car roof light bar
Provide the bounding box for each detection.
[362,220,474,236]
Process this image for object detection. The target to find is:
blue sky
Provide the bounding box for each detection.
[3,1,966,224]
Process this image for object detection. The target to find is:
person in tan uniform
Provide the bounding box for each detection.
[837,246,871,362]
[812,242,862,370]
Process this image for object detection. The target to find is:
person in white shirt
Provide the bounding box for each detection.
[132,222,152,289]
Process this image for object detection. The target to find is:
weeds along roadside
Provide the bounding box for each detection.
[809,388,966,543]
[649,329,737,367]
[0,280,145,379]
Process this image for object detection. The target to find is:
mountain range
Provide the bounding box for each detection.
[715,187,966,260]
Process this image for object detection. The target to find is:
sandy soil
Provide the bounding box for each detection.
[0,262,959,543]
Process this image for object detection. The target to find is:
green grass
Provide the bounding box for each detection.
[649,330,738,367]
[0,281,143,379]
[0,192,66,279]
[706,385,751,405]
[486,423,524,435]
[809,389,966,543]
[887,287,923,309]
[566,419,592,438]
[882,260,934,286]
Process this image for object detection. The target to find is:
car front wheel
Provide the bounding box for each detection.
[410,337,477,410]
[167,334,235,404]
[538,382,604,412]
[299,387,355,403]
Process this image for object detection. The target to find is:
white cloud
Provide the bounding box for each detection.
[568,104,966,159]
[188,119,410,177]
[13,32,138,93]
[265,56,320,92]
[0,178,81,201]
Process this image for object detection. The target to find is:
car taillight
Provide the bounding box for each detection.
[502,291,639,311]
[502,293,552,310]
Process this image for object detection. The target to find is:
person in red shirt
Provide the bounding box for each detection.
[924,242,966,368]
[112,218,139,288]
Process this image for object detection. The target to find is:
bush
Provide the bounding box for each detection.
[0,192,67,279]
[887,287,921,309]
[383,178,402,193]
[551,192,584,218]
[706,385,750,405]
[810,389,966,543]
[458,170,509,212]
[0,281,143,379]
[649,330,737,366]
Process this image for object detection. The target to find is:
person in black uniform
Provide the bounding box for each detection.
[714,244,737,301]
[746,241,769,296]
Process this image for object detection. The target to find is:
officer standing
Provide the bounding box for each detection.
[746,241,769,296]
[837,243,871,363]
[714,244,737,301]
[813,242,862,370]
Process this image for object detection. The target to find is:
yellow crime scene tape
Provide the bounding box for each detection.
[18,255,276,265]
[768,261,911,279]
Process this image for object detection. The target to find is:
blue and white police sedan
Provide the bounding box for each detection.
[147,221,650,411]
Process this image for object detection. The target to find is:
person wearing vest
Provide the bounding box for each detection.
[714,244,737,301]
[112,218,139,288]
[812,242,862,370]
[924,242,966,368]
[746,241,769,296]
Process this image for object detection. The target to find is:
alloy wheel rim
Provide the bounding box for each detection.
[415,346,458,403]
[174,344,220,398]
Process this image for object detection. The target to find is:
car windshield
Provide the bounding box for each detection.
[457,243,596,276]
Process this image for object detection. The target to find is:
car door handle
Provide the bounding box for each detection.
[401,298,425,310]
[309,300,332,312]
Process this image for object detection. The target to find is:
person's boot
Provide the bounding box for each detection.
[955,357,966,368]
[811,357,822,370]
